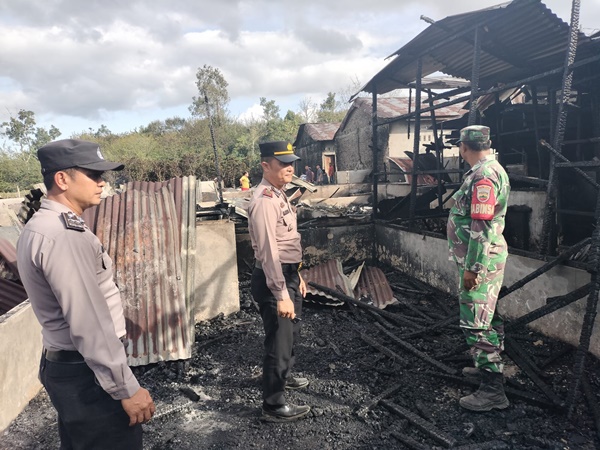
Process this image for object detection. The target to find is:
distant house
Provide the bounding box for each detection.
[334,96,464,183]
[293,122,340,182]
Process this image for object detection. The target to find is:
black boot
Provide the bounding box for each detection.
[459,370,509,411]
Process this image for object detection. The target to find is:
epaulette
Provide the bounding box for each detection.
[61,212,86,232]
[261,188,273,198]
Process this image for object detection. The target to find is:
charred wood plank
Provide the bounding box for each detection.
[389,431,429,450]
[499,237,591,299]
[380,400,457,448]
[505,283,591,331]
[538,345,574,369]
[373,323,458,375]
[582,372,600,441]
[504,338,565,408]
[453,441,510,450]
[399,313,457,339]
[309,281,422,330]
[356,382,404,418]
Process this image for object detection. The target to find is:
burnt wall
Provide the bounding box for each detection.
[236,223,374,276]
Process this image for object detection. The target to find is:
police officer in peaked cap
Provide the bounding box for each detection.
[17,139,155,449]
[248,141,311,422]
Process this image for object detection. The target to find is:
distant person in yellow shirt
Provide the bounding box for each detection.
[240,171,251,191]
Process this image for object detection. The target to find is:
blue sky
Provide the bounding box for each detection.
[0,0,598,140]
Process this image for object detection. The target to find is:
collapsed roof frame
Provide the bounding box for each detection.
[356,0,600,420]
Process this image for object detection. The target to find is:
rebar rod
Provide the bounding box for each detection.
[380,400,458,448]
[505,282,591,330]
[373,323,458,375]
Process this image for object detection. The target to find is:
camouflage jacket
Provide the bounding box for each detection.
[447,154,510,273]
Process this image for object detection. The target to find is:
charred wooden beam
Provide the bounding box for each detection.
[389,431,429,450]
[308,282,422,330]
[372,323,459,375]
[505,282,591,331]
[453,441,510,450]
[380,400,457,448]
[499,237,591,299]
[504,338,565,408]
[582,373,600,441]
[356,382,404,418]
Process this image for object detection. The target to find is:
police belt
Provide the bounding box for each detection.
[44,336,127,363]
[44,348,84,363]
[255,260,301,274]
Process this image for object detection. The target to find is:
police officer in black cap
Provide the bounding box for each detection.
[17,139,155,449]
[248,141,311,422]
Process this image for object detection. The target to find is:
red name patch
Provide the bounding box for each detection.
[471,178,496,220]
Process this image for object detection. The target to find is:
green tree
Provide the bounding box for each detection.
[316,92,346,123]
[189,65,230,125]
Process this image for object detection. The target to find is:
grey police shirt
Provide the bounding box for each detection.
[17,199,140,400]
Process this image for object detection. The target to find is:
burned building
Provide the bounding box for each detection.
[293,122,340,181]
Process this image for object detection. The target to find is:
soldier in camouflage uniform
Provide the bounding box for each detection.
[447,125,511,411]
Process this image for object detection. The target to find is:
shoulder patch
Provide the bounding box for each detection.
[261,188,273,198]
[61,212,86,231]
[471,178,496,220]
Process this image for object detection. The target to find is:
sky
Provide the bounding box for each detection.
[1,0,599,140]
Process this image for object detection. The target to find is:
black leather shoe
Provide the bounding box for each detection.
[285,377,309,390]
[262,403,311,422]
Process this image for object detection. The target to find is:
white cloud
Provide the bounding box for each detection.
[0,0,597,138]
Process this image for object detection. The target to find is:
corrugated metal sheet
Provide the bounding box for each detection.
[82,176,197,366]
[388,157,437,185]
[301,259,354,305]
[354,266,396,309]
[0,278,27,316]
[0,238,19,281]
[305,123,341,142]
[361,0,595,95]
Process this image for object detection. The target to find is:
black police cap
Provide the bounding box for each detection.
[258,141,300,163]
[38,139,125,174]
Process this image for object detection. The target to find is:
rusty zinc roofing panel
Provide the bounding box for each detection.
[388,157,438,186]
[305,123,341,141]
[301,259,354,305]
[0,278,27,316]
[81,176,196,366]
[360,0,594,95]
[354,266,396,310]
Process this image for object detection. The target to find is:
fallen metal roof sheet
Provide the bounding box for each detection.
[0,238,19,281]
[0,278,27,316]
[354,266,397,309]
[81,176,197,366]
[301,259,354,306]
[359,0,594,96]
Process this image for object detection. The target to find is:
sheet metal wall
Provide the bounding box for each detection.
[82,176,197,366]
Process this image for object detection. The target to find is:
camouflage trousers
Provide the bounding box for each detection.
[457,264,506,373]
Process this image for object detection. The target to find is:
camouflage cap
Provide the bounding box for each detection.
[457,125,491,144]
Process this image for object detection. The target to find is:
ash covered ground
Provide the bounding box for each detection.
[2,269,600,450]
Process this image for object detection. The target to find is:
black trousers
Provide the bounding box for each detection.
[39,354,142,450]
[251,267,303,407]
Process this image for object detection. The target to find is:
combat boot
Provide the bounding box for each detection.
[462,367,481,377]
[459,370,509,412]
